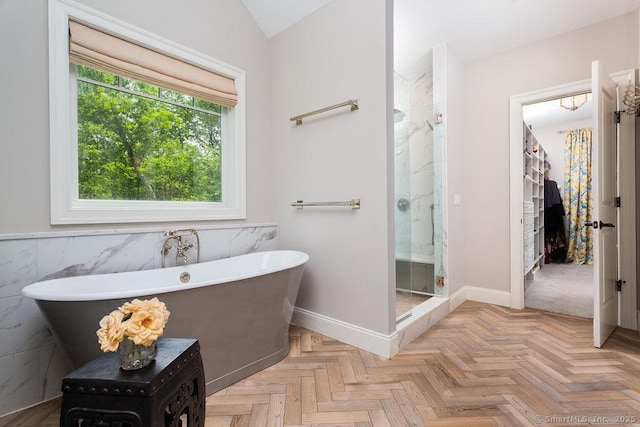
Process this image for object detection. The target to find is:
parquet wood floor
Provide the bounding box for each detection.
[3,301,640,426]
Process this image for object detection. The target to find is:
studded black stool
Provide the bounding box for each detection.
[60,338,205,427]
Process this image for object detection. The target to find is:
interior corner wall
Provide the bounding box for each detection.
[0,0,273,233]
[270,0,394,336]
[463,12,638,293]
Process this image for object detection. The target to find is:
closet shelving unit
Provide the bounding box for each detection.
[523,123,545,279]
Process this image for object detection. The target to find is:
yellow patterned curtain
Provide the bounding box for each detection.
[563,128,593,264]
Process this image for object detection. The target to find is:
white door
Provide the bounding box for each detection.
[592,60,619,348]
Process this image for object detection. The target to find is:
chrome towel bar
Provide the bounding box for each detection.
[291,199,360,209]
[290,99,359,125]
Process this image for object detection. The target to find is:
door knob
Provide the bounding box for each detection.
[585,220,615,229]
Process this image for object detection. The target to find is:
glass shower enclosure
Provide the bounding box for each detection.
[394,63,442,321]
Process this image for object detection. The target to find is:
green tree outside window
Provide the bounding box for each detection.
[76,65,222,202]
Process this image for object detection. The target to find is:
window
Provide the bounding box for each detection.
[49,0,246,224]
[76,65,223,203]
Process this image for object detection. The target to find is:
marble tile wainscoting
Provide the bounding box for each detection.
[0,224,277,417]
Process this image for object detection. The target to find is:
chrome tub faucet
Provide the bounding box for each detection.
[161,229,200,267]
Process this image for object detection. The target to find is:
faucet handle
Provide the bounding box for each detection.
[161,228,199,266]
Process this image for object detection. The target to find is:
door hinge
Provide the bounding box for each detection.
[615,111,622,124]
[615,196,621,207]
[616,279,626,292]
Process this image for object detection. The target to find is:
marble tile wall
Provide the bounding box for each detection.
[408,71,435,264]
[0,224,277,417]
[433,43,448,296]
[393,69,435,265]
[394,72,412,261]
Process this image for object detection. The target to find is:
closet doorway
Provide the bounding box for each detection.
[522,96,594,318]
[509,68,636,338]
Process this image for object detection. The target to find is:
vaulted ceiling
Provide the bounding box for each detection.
[240,0,333,39]
[241,0,640,128]
[242,0,640,69]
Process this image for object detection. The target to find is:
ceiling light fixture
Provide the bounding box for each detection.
[559,93,591,111]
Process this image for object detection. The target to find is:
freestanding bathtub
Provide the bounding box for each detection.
[22,250,309,394]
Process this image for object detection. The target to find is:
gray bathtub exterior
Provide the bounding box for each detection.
[27,252,307,395]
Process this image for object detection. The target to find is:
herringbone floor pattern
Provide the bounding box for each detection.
[207,301,640,426]
[3,301,640,426]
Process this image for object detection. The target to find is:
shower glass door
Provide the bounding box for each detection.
[394,59,440,321]
[394,49,446,321]
[394,72,413,321]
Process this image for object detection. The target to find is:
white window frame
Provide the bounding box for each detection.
[48,0,246,224]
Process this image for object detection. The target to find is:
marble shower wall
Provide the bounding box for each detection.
[394,72,412,261]
[432,44,449,296]
[408,71,435,264]
[432,43,448,297]
[394,69,435,264]
[0,224,276,417]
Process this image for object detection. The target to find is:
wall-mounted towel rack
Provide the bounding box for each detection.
[290,99,359,125]
[291,199,360,209]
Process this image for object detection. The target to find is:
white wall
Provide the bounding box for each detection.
[0,1,50,232]
[464,12,638,293]
[271,0,395,336]
[0,0,273,233]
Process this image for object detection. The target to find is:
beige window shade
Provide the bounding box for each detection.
[69,20,237,107]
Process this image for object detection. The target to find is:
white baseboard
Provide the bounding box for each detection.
[292,298,450,359]
[450,285,511,310]
[292,307,397,358]
[449,286,468,311]
[292,286,511,359]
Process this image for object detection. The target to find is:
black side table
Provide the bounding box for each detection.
[60,338,205,427]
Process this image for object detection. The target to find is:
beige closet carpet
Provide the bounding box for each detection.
[525,262,593,318]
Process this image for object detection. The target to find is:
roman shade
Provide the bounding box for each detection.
[69,20,238,107]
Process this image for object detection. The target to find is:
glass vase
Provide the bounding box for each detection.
[119,339,157,370]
